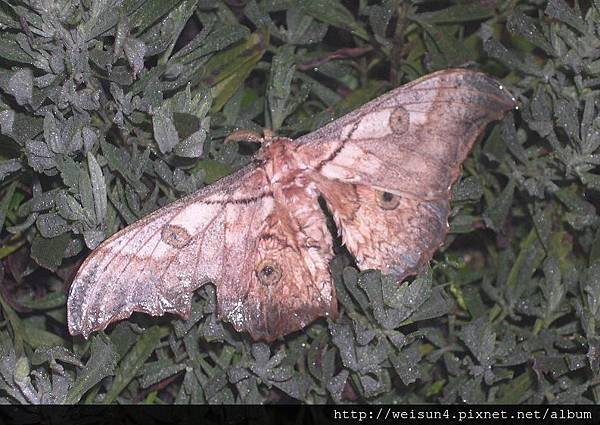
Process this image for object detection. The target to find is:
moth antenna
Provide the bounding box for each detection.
[224,129,265,145]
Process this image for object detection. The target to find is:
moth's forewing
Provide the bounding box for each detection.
[297,69,516,280]
[68,163,338,342]
[67,166,274,338]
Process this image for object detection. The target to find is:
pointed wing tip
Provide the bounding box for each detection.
[470,71,517,111]
[67,325,92,339]
[66,283,85,337]
[66,292,96,339]
[66,264,122,339]
[67,271,197,339]
[67,319,93,339]
[418,68,518,113]
[454,69,517,113]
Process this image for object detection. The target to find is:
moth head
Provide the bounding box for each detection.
[375,190,400,210]
[255,259,283,286]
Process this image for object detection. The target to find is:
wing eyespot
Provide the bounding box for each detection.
[256,259,282,286]
[375,190,401,210]
[389,106,409,134]
[161,224,192,248]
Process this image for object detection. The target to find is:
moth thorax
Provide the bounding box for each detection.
[255,259,283,286]
[259,137,300,182]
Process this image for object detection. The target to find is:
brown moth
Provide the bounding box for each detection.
[67,69,516,341]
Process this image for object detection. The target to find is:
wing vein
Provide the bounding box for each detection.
[194,205,226,281]
[83,212,178,314]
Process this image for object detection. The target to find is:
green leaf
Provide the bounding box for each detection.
[0,181,16,232]
[0,293,24,357]
[123,37,146,78]
[495,369,535,403]
[36,213,69,238]
[87,152,107,228]
[104,326,166,403]
[483,179,515,232]
[384,268,433,322]
[452,176,483,203]
[503,228,545,308]
[417,22,475,69]
[327,369,349,403]
[30,233,70,271]
[409,287,455,323]
[507,12,554,53]
[22,324,68,349]
[7,68,32,106]
[140,360,186,388]
[158,85,212,158]
[129,0,186,34]
[198,31,267,111]
[283,6,328,45]
[153,107,179,154]
[193,159,233,184]
[545,0,587,34]
[25,140,56,173]
[539,257,567,330]
[0,159,21,182]
[0,35,35,65]
[390,344,421,385]
[31,346,84,368]
[483,38,545,77]
[460,317,496,370]
[267,45,296,130]
[299,0,369,41]
[80,0,122,40]
[415,3,496,23]
[19,291,66,310]
[65,335,118,404]
[173,24,250,64]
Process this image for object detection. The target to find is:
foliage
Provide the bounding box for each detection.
[0,0,599,404]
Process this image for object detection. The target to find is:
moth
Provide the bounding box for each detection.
[67,69,515,341]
